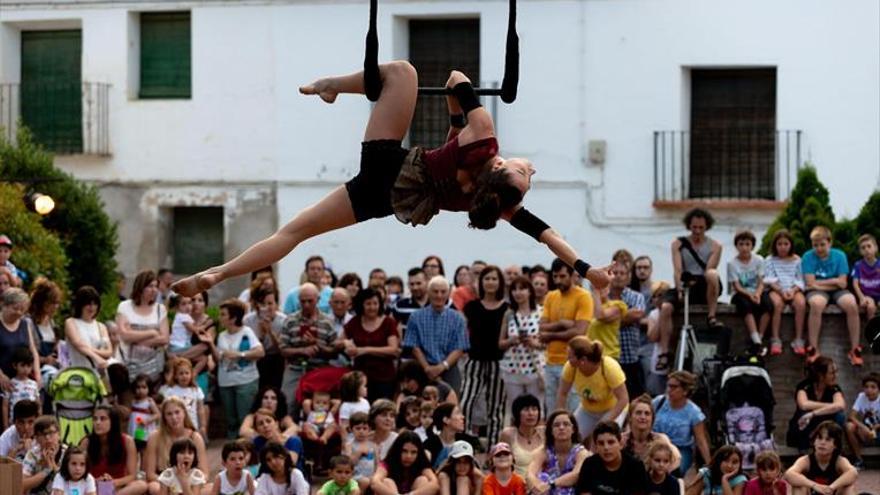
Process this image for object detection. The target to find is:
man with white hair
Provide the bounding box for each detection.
[279,282,338,410]
[402,276,469,393]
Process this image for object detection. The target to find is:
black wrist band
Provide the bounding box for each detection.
[574,259,591,278]
[451,81,482,114]
[450,114,466,128]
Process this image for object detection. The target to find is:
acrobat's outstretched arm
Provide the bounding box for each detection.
[507,206,610,288]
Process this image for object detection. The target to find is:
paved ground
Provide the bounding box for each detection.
[206,440,880,493]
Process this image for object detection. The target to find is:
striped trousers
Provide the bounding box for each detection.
[459,358,506,446]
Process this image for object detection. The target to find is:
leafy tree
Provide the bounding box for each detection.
[0,183,69,293]
[760,165,835,257]
[0,127,119,294]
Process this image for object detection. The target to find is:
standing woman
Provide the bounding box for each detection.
[423,256,446,281]
[451,266,477,311]
[498,277,545,417]
[343,288,401,401]
[202,298,264,439]
[0,288,41,392]
[557,336,629,443]
[80,405,148,495]
[27,277,62,374]
[65,286,113,374]
[116,270,169,383]
[460,265,509,446]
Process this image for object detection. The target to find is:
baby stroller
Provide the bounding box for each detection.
[718,364,776,470]
[49,367,107,446]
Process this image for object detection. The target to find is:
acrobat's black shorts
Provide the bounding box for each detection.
[345,139,408,222]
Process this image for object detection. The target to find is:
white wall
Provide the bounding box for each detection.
[1,0,878,293]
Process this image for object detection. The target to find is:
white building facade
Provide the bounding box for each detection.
[1,0,878,298]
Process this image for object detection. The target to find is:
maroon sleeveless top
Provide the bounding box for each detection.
[90,435,130,480]
[421,136,499,211]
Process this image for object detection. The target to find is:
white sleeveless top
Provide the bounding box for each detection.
[218,469,253,495]
[67,318,109,370]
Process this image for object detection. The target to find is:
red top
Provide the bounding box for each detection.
[90,435,130,480]
[421,136,499,211]
[344,316,400,383]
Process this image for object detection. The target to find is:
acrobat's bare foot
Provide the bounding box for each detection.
[299,78,338,104]
[172,269,221,297]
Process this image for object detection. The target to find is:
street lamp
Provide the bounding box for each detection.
[30,193,55,215]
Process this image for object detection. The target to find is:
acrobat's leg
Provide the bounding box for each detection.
[172,187,356,296]
[299,60,418,141]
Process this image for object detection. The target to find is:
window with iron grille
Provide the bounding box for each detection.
[140,12,191,99]
[408,19,480,148]
[690,69,776,199]
[172,207,224,274]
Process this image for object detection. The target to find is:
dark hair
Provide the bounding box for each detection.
[169,438,199,468]
[708,446,742,488]
[11,346,33,366]
[34,415,58,435]
[433,402,457,432]
[397,396,422,429]
[130,270,157,305]
[131,373,151,393]
[452,265,471,288]
[511,394,541,427]
[340,371,366,403]
[157,268,172,278]
[612,249,633,268]
[252,285,280,306]
[349,411,369,428]
[325,267,338,288]
[683,208,715,230]
[770,229,796,257]
[28,277,61,323]
[258,441,294,479]
[810,420,844,452]
[508,276,537,311]
[478,265,506,301]
[59,446,90,481]
[352,288,384,317]
[407,267,426,279]
[591,420,622,442]
[422,256,446,276]
[249,386,289,419]
[339,272,363,291]
[468,168,523,230]
[386,276,403,289]
[629,255,652,290]
[72,285,102,318]
[550,258,573,275]
[754,451,781,471]
[733,230,756,246]
[305,256,325,270]
[862,372,880,388]
[88,405,125,466]
[222,440,248,461]
[220,298,247,326]
[529,264,548,279]
[397,360,429,390]
[193,291,210,307]
[545,410,579,449]
[329,454,353,470]
[12,399,39,421]
[806,356,835,384]
[384,431,431,478]
[250,267,274,281]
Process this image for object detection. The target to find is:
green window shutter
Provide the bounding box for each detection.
[140,12,191,99]
[173,207,224,275]
[20,30,83,153]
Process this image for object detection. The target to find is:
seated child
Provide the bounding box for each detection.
[784,421,858,495]
[744,451,787,495]
[845,372,880,470]
[727,230,773,356]
[302,391,340,474]
[414,402,435,441]
[343,412,377,492]
[318,455,360,495]
[213,441,255,495]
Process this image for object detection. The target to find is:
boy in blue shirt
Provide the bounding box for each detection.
[802,226,862,366]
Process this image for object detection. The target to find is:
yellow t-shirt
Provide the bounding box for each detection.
[562,355,626,413]
[587,300,628,359]
[541,287,594,365]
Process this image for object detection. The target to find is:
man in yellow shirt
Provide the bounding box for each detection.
[540,258,594,413]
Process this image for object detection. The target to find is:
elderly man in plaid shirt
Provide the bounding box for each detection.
[608,261,647,398]
[402,276,470,394]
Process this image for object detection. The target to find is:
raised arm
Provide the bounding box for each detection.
[445,70,495,145]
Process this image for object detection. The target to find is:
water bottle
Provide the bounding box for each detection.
[134,417,147,442]
[238,334,251,368]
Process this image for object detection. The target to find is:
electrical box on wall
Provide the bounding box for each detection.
[588,140,606,165]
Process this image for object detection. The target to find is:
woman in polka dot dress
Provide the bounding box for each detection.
[499,276,546,417]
